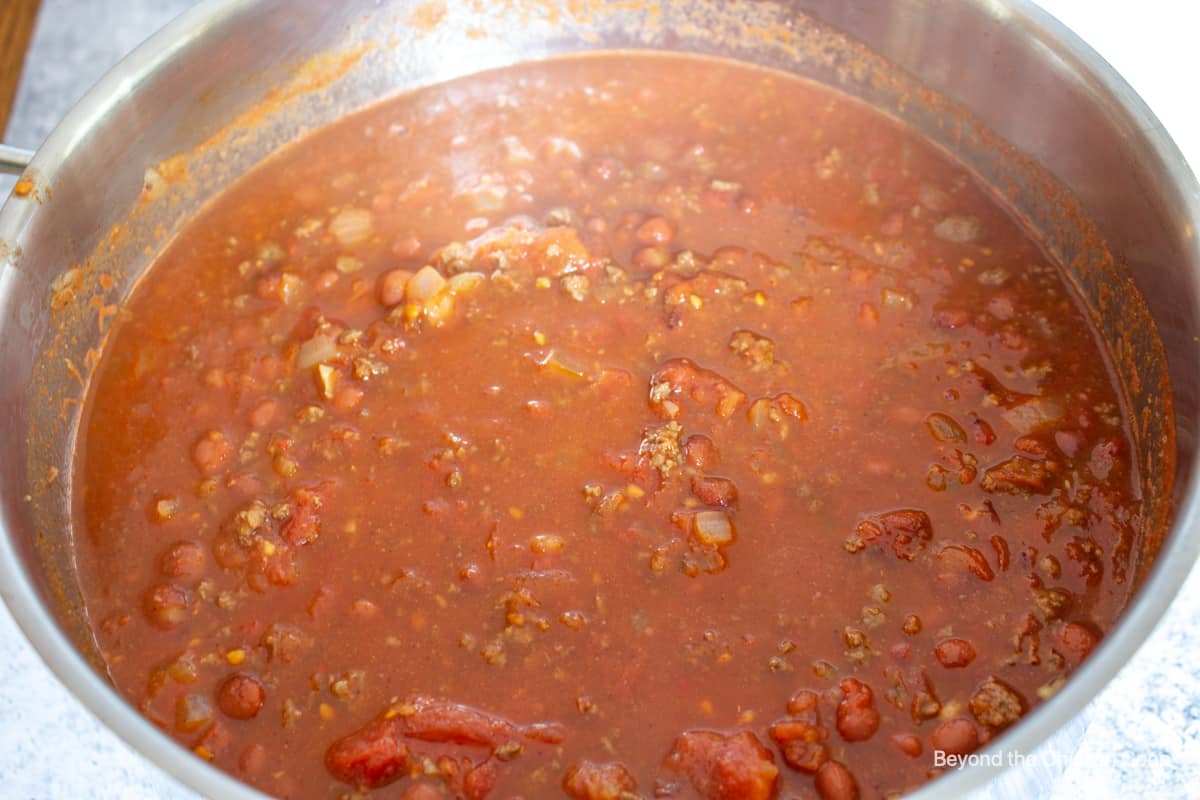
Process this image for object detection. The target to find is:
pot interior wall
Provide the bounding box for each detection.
[2,0,1184,683]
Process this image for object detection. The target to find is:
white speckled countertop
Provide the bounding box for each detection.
[1,1,1198,797]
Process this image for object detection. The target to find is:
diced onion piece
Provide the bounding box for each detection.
[542,136,583,161]
[446,271,486,295]
[154,497,180,522]
[297,335,338,369]
[538,349,588,379]
[747,393,806,440]
[278,273,303,305]
[466,184,508,214]
[918,183,949,211]
[747,398,772,432]
[881,288,914,310]
[1001,398,1064,434]
[143,166,167,201]
[315,364,338,400]
[693,511,734,546]
[933,214,980,244]
[499,135,534,167]
[406,266,448,303]
[175,693,214,733]
[925,412,966,443]
[330,208,374,246]
[50,266,83,310]
[335,255,364,274]
[422,291,456,326]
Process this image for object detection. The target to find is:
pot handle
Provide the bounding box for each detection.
[1,143,34,177]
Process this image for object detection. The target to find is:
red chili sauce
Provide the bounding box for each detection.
[74,53,1144,800]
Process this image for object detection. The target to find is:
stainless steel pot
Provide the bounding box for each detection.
[1,1,1197,798]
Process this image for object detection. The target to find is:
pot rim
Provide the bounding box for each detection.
[1,1,1198,798]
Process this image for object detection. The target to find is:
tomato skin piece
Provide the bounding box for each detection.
[325,719,410,790]
[664,730,779,800]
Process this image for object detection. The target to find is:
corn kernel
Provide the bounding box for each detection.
[225,649,246,665]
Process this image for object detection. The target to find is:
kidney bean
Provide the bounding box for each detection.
[333,383,365,413]
[836,678,880,742]
[814,760,859,800]
[379,269,414,307]
[392,233,422,259]
[635,216,675,245]
[238,743,267,776]
[217,673,266,720]
[931,307,970,328]
[211,528,250,570]
[634,245,670,270]
[562,760,637,800]
[143,583,191,630]
[930,717,979,756]
[158,541,207,581]
[248,399,277,429]
[1057,621,1100,661]
[690,475,738,507]
[191,431,232,473]
[971,416,997,445]
[769,720,828,774]
[786,689,820,718]
[852,509,933,561]
[936,544,995,581]
[891,733,923,757]
[683,435,720,470]
[463,758,498,800]
[934,638,977,668]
